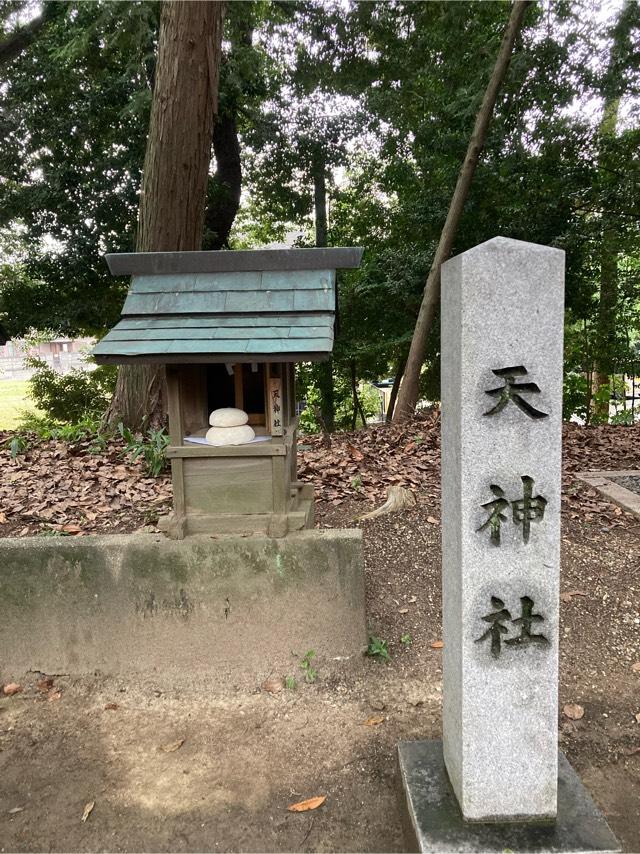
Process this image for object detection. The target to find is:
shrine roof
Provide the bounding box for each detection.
[94,248,362,365]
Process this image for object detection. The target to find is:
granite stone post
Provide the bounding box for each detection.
[440,236,565,822]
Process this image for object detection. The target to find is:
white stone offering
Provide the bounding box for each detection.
[441,237,565,822]
[209,407,249,427]
[205,424,255,446]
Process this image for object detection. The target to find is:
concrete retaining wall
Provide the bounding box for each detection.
[0,530,367,685]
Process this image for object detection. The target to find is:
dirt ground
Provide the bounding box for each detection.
[1,418,640,852]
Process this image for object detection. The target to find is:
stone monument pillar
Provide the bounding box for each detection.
[397,237,620,853]
[441,236,564,821]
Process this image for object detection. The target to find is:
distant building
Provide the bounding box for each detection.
[0,335,95,380]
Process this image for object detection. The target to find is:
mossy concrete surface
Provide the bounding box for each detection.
[0,530,367,684]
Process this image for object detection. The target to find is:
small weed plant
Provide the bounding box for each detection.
[285,675,297,690]
[299,650,317,683]
[401,633,412,646]
[118,423,169,477]
[367,635,391,661]
[7,434,29,459]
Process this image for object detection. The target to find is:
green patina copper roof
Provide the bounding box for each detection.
[93,248,362,365]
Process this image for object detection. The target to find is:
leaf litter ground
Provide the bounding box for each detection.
[0,414,639,851]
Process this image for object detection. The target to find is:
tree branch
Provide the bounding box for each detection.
[0,3,58,67]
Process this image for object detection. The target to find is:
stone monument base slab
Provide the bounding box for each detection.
[397,740,620,853]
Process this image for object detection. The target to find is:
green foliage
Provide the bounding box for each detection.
[16,410,106,447]
[297,365,383,433]
[284,675,297,690]
[562,372,590,423]
[400,633,412,646]
[118,423,169,477]
[2,0,639,420]
[0,1,157,335]
[299,649,317,683]
[23,353,117,423]
[609,408,637,425]
[366,635,390,662]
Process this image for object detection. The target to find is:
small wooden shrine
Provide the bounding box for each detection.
[94,248,363,538]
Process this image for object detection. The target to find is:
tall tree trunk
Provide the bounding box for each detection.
[313,153,335,431]
[393,0,531,422]
[592,0,636,422]
[105,0,226,430]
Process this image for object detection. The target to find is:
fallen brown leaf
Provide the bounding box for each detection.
[363,715,385,726]
[0,511,7,523]
[160,737,185,753]
[104,702,119,711]
[62,524,82,534]
[426,516,439,525]
[563,703,585,721]
[2,683,22,696]
[635,712,640,724]
[47,691,62,702]
[81,801,95,823]
[37,677,54,693]
[621,746,640,756]
[430,640,444,649]
[287,795,326,812]
[631,662,640,673]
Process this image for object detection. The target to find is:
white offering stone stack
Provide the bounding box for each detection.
[205,408,255,446]
[440,237,565,822]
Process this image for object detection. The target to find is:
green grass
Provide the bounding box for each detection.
[0,379,39,430]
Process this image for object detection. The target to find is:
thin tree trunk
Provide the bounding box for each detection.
[313,153,335,431]
[393,0,531,422]
[351,361,358,431]
[592,0,636,422]
[350,359,367,429]
[386,350,408,421]
[105,0,226,430]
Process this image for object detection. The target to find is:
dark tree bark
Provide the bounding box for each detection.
[204,112,242,249]
[203,18,252,250]
[393,1,531,422]
[105,0,226,430]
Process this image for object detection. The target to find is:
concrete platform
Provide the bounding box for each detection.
[0,530,367,687]
[397,740,621,853]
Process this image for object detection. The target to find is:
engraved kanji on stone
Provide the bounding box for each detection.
[483,365,548,420]
[475,596,512,658]
[512,475,547,543]
[476,485,510,545]
[505,596,549,649]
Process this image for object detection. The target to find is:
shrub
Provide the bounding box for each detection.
[24,353,116,422]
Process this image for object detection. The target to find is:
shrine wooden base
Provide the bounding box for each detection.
[159,481,314,538]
